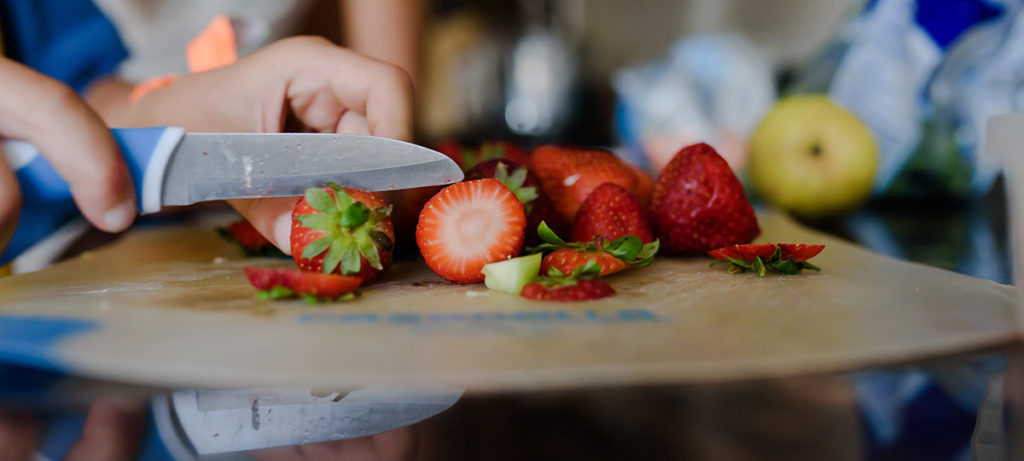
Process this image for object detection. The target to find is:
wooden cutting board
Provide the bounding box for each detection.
[0,211,1018,393]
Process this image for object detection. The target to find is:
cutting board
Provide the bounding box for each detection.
[0,211,1018,393]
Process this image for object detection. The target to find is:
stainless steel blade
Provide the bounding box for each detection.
[169,386,463,455]
[160,133,463,206]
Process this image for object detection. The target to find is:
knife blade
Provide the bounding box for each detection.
[3,127,463,214]
[152,385,464,457]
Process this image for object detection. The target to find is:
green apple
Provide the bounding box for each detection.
[481,253,542,294]
[748,95,878,218]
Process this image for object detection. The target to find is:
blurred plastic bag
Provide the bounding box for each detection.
[612,33,775,173]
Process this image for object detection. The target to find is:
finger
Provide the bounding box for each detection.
[336,111,371,136]
[0,59,136,233]
[0,147,23,251]
[0,409,37,461]
[65,397,146,461]
[229,197,301,255]
[274,38,414,141]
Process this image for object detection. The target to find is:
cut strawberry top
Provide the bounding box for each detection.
[708,243,824,276]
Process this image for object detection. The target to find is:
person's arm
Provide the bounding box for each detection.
[340,0,427,89]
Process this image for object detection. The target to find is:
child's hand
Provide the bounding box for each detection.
[126,37,414,253]
[0,58,137,250]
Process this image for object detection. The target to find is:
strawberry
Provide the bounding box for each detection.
[216,220,287,257]
[473,140,531,168]
[542,250,627,277]
[520,260,615,302]
[572,183,654,244]
[416,178,527,283]
[628,164,655,208]
[529,145,637,223]
[291,183,395,283]
[650,143,759,255]
[243,267,361,302]
[432,139,466,170]
[529,222,659,276]
[708,243,824,276]
[466,159,566,245]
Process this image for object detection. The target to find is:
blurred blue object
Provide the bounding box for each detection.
[0,0,128,93]
[612,33,775,172]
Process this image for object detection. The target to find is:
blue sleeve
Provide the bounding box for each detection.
[0,0,128,93]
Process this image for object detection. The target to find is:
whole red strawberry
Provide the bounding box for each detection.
[291,183,395,283]
[529,146,637,223]
[466,159,566,245]
[573,183,654,243]
[651,143,759,255]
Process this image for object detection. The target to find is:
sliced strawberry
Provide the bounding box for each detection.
[542,249,627,277]
[291,184,394,283]
[708,243,824,276]
[243,267,361,302]
[572,183,654,244]
[527,222,659,276]
[416,178,527,283]
[520,260,615,302]
[217,220,286,257]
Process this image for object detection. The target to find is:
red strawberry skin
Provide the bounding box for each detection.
[521,279,615,302]
[291,187,394,283]
[708,243,824,263]
[651,143,759,255]
[416,178,527,283]
[466,159,567,244]
[541,250,628,277]
[244,267,361,299]
[530,146,637,223]
[628,164,655,208]
[572,183,654,244]
[226,220,273,250]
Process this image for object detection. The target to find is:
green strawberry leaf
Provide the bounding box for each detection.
[300,235,333,259]
[800,261,821,272]
[370,229,394,252]
[322,238,348,274]
[358,238,383,270]
[340,241,361,275]
[722,255,750,270]
[305,188,336,214]
[633,240,661,267]
[512,186,539,205]
[752,256,767,277]
[769,259,801,275]
[257,285,294,301]
[537,222,567,246]
[769,246,782,263]
[294,214,334,231]
[341,202,370,228]
[326,183,355,210]
[605,236,642,260]
[576,259,603,278]
[370,205,393,221]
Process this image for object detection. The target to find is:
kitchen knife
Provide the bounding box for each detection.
[3,127,463,214]
[152,385,464,457]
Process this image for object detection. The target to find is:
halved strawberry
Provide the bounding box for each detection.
[521,260,615,302]
[216,220,286,257]
[708,243,825,276]
[529,222,659,276]
[416,178,527,283]
[291,184,394,283]
[243,267,361,302]
[572,182,654,244]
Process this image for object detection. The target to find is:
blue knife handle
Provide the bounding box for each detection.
[3,127,185,215]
